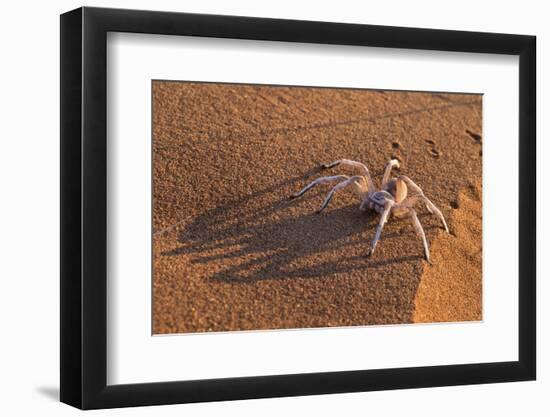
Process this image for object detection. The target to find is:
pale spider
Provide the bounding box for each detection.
[290,159,449,263]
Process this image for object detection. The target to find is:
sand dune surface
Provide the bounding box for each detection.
[152,81,483,334]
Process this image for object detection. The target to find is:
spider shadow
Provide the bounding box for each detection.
[161,168,432,284]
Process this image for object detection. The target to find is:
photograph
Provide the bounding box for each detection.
[1,0,539,413]
[152,81,483,334]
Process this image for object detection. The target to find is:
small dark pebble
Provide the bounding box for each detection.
[392,141,401,149]
[450,200,460,209]
[466,129,482,142]
[429,148,440,157]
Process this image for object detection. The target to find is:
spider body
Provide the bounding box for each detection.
[290,159,449,263]
[363,190,393,214]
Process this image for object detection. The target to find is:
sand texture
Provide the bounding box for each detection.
[152,81,482,334]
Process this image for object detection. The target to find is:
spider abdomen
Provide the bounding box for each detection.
[384,178,408,203]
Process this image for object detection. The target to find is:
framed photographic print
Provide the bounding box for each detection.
[60,6,536,409]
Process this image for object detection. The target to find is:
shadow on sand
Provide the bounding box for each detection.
[161,167,432,284]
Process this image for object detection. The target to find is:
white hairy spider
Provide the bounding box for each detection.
[290,159,449,263]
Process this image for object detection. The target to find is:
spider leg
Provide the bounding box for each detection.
[397,175,425,195]
[397,176,449,233]
[381,159,400,188]
[290,175,349,199]
[422,197,449,233]
[408,208,431,263]
[321,159,375,194]
[368,201,394,256]
[316,175,364,213]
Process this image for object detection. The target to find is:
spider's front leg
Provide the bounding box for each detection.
[368,201,394,257]
[381,159,400,188]
[316,175,365,213]
[289,175,349,199]
[321,159,376,194]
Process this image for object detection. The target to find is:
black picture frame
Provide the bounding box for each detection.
[60,6,536,410]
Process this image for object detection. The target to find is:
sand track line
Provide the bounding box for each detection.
[153,215,194,237]
[259,100,479,135]
[159,100,479,142]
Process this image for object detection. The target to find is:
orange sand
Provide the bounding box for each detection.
[152,81,483,334]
